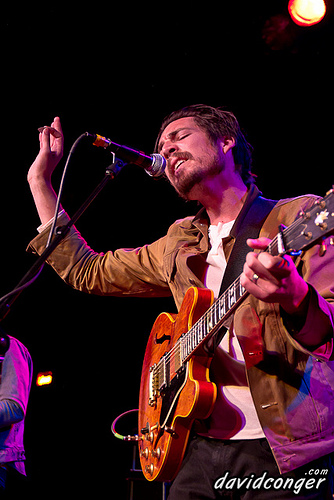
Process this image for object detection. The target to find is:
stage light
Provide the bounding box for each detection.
[36,371,53,387]
[288,0,326,26]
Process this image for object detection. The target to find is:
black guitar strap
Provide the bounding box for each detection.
[212,188,277,349]
[219,194,277,295]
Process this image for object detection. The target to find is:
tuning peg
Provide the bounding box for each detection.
[299,209,311,219]
[315,199,327,209]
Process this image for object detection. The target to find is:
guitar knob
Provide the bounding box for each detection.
[145,463,154,476]
[151,448,161,459]
[148,431,155,443]
[140,447,149,459]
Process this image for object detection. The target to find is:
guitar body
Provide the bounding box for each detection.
[138,287,217,482]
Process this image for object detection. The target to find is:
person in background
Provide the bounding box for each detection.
[0,330,33,493]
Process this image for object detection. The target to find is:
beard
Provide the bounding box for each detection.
[168,148,225,200]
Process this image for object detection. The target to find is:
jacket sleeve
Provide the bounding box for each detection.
[260,195,334,360]
[27,211,172,298]
[282,241,334,361]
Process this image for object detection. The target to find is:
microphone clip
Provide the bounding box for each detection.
[105,154,126,179]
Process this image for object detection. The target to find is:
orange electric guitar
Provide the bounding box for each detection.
[138,188,334,482]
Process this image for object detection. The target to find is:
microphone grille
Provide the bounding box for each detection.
[146,154,166,177]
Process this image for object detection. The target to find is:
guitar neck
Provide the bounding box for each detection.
[176,233,281,366]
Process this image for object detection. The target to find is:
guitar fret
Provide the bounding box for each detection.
[224,294,229,316]
[228,285,236,308]
[191,328,195,351]
[199,320,204,342]
[213,301,219,326]
[180,336,184,362]
[218,300,223,321]
[195,323,200,345]
[219,296,226,317]
[206,312,211,332]
[174,344,179,372]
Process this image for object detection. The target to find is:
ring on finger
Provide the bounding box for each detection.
[252,273,259,284]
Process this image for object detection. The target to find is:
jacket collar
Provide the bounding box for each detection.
[191,184,263,238]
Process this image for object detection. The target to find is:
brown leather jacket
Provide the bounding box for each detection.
[28,185,334,473]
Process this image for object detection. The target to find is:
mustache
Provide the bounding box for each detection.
[167,151,194,168]
[171,151,193,160]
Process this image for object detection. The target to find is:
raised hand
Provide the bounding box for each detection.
[27,117,64,225]
[28,117,64,184]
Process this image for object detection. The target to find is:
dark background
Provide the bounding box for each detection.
[1,1,333,497]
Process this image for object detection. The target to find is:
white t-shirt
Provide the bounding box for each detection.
[203,221,265,439]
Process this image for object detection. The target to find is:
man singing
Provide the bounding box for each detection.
[27,105,334,499]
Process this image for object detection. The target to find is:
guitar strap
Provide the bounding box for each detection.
[212,189,277,349]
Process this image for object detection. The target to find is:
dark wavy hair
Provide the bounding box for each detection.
[155,104,255,186]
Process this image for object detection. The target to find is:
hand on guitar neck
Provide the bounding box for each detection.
[241,236,309,317]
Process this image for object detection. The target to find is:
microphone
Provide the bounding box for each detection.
[86,133,166,177]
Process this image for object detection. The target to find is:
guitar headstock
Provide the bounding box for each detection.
[284,187,334,255]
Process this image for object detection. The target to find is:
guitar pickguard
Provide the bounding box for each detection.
[159,366,187,428]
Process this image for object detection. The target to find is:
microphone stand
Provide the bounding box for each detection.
[0,158,125,322]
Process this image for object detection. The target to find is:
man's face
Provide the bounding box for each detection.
[158,117,225,200]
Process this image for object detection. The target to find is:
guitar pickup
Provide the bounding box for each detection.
[149,363,158,406]
[158,354,168,393]
[149,355,169,406]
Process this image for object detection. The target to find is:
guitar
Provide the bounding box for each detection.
[138,188,334,482]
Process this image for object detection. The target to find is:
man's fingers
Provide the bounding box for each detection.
[37,126,62,138]
[246,237,271,250]
[37,118,64,159]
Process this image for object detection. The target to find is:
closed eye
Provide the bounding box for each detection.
[178,133,190,141]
